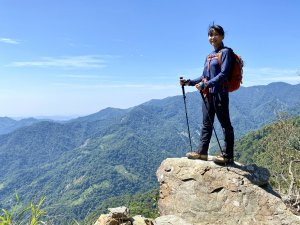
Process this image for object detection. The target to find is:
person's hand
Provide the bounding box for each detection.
[179,78,190,86]
[195,82,205,91]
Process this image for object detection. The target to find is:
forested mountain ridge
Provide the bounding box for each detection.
[0,82,299,223]
[0,117,40,135]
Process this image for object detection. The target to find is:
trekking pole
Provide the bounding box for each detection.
[199,90,223,153]
[180,77,193,152]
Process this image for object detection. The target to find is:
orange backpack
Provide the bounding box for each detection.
[208,47,244,92]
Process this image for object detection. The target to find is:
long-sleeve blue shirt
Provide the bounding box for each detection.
[189,42,232,93]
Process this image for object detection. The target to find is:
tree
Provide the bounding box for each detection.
[254,113,300,214]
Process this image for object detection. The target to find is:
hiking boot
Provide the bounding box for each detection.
[213,155,234,165]
[186,152,208,160]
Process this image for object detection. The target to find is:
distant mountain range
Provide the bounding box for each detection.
[0,82,299,223]
[0,117,41,135]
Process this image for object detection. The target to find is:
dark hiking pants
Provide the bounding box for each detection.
[197,92,234,159]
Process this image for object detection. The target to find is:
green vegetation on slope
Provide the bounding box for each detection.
[235,114,300,214]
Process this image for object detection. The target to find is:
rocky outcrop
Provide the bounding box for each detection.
[156,157,300,225]
[93,157,300,225]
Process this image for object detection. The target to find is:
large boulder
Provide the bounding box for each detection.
[156,157,300,225]
[154,215,192,225]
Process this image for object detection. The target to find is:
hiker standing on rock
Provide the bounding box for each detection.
[180,24,234,164]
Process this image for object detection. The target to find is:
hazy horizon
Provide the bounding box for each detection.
[3,82,299,119]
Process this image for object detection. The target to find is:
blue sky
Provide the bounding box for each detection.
[0,0,299,118]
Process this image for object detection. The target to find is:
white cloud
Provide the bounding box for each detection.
[0,38,20,44]
[242,67,300,86]
[7,55,108,69]
[51,82,178,90]
[61,74,108,79]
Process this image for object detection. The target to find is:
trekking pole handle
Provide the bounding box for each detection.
[179,77,190,86]
[179,77,186,97]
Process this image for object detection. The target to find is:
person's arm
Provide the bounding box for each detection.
[188,76,202,86]
[206,49,232,88]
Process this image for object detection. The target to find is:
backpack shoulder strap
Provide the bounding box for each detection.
[217,51,222,67]
[207,53,214,72]
[208,48,229,71]
[217,47,234,67]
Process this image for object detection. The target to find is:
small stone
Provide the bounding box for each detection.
[108,206,130,220]
[94,214,119,225]
[132,215,154,225]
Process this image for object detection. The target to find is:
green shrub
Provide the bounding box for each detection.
[0,194,47,225]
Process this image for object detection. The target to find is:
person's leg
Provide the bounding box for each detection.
[214,93,234,159]
[198,95,215,155]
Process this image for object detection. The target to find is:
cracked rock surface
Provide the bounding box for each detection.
[156,157,300,225]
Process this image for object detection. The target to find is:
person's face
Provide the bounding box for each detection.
[208,29,224,49]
